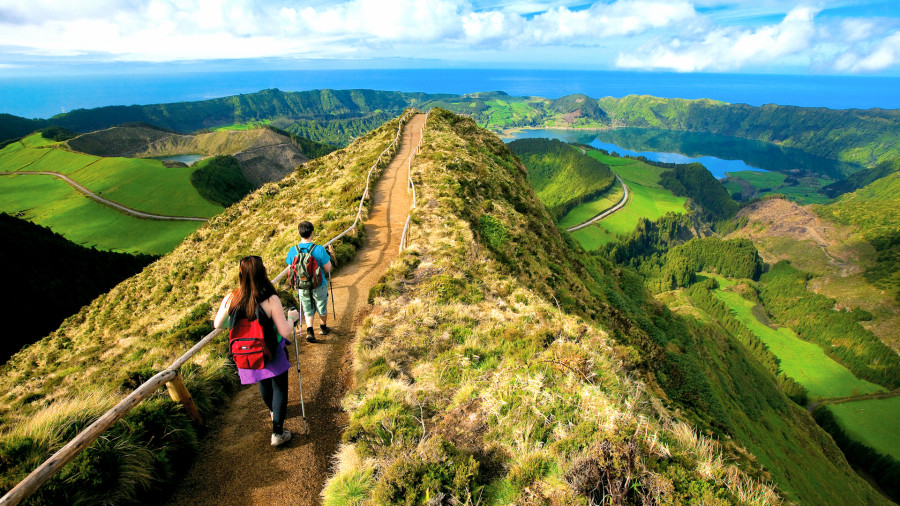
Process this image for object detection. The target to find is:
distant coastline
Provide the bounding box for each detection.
[3,69,900,119]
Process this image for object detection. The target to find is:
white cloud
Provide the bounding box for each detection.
[834,31,900,72]
[616,6,819,72]
[0,0,898,73]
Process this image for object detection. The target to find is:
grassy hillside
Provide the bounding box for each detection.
[569,149,687,249]
[507,138,614,221]
[817,171,900,303]
[0,113,408,504]
[609,206,900,501]
[325,110,886,505]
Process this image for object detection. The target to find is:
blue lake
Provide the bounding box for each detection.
[506,128,857,180]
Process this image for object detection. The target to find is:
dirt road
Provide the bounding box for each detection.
[566,175,630,232]
[167,114,427,505]
[0,171,208,221]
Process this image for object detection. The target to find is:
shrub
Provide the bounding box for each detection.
[372,438,481,505]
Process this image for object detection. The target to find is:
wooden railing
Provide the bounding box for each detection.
[399,110,428,252]
[0,109,418,506]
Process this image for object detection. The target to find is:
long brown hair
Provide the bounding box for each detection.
[229,256,276,319]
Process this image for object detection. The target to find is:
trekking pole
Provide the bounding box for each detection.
[328,272,337,324]
[289,307,306,420]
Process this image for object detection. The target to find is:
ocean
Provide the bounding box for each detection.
[2,69,899,119]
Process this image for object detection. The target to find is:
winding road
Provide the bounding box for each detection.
[565,174,630,232]
[0,171,208,221]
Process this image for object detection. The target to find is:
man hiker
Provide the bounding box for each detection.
[286,220,333,342]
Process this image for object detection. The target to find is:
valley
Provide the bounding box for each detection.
[1,89,899,505]
[511,131,900,503]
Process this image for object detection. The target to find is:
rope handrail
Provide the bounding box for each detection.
[0,109,417,506]
[399,110,429,253]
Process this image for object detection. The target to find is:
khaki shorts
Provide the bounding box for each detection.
[298,283,328,318]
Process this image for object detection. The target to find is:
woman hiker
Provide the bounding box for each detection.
[214,255,300,447]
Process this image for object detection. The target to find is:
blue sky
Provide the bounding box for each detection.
[1,0,899,75]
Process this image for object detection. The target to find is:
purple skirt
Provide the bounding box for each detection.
[237,338,292,385]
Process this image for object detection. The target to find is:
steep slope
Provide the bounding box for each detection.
[507,138,614,221]
[817,171,900,305]
[68,126,315,187]
[0,213,156,364]
[323,110,885,504]
[0,114,410,504]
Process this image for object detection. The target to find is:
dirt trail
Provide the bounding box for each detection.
[167,114,426,506]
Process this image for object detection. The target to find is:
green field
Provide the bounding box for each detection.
[828,396,900,460]
[214,119,272,131]
[558,178,624,229]
[567,153,687,249]
[0,134,220,254]
[723,170,833,205]
[71,157,222,217]
[712,284,885,399]
[0,174,202,254]
[0,134,223,217]
[481,99,542,129]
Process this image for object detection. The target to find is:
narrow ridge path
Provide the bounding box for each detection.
[167,114,426,506]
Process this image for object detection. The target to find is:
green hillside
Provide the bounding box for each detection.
[507,138,614,220]
[0,213,156,364]
[0,133,223,254]
[603,207,900,501]
[817,171,900,302]
[331,111,884,504]
[571,150,687,249]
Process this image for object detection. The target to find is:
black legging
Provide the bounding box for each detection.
[258,369,289,434]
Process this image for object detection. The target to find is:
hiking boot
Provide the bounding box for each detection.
[306,327,317,343]
[320,324,331,336]
[271,429,292,447]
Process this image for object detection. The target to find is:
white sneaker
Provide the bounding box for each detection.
[271,429,292,447]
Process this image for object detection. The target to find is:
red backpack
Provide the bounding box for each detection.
[228,306,273,369]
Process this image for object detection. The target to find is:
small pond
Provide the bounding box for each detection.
[153,154,205,166]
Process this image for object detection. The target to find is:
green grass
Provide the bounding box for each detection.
[712,285,885,400]
[567,153,686,250]
[0,174,203,254]
[20,147,100,174]
[71,157,223,217]
[558,178,624,229]
[828,396,900,460]
[0,141,56,170]
[213,120,272,131]
[20,133,58,148]
[0,134,223,253]
[724,170,833,205]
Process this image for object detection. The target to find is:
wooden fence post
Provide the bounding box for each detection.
[166,372,203,425]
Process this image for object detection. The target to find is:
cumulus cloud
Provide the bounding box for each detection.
[616,6,819,72]
[834,31,900,72]
[0,0,898,73]
[0,0,698,61]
